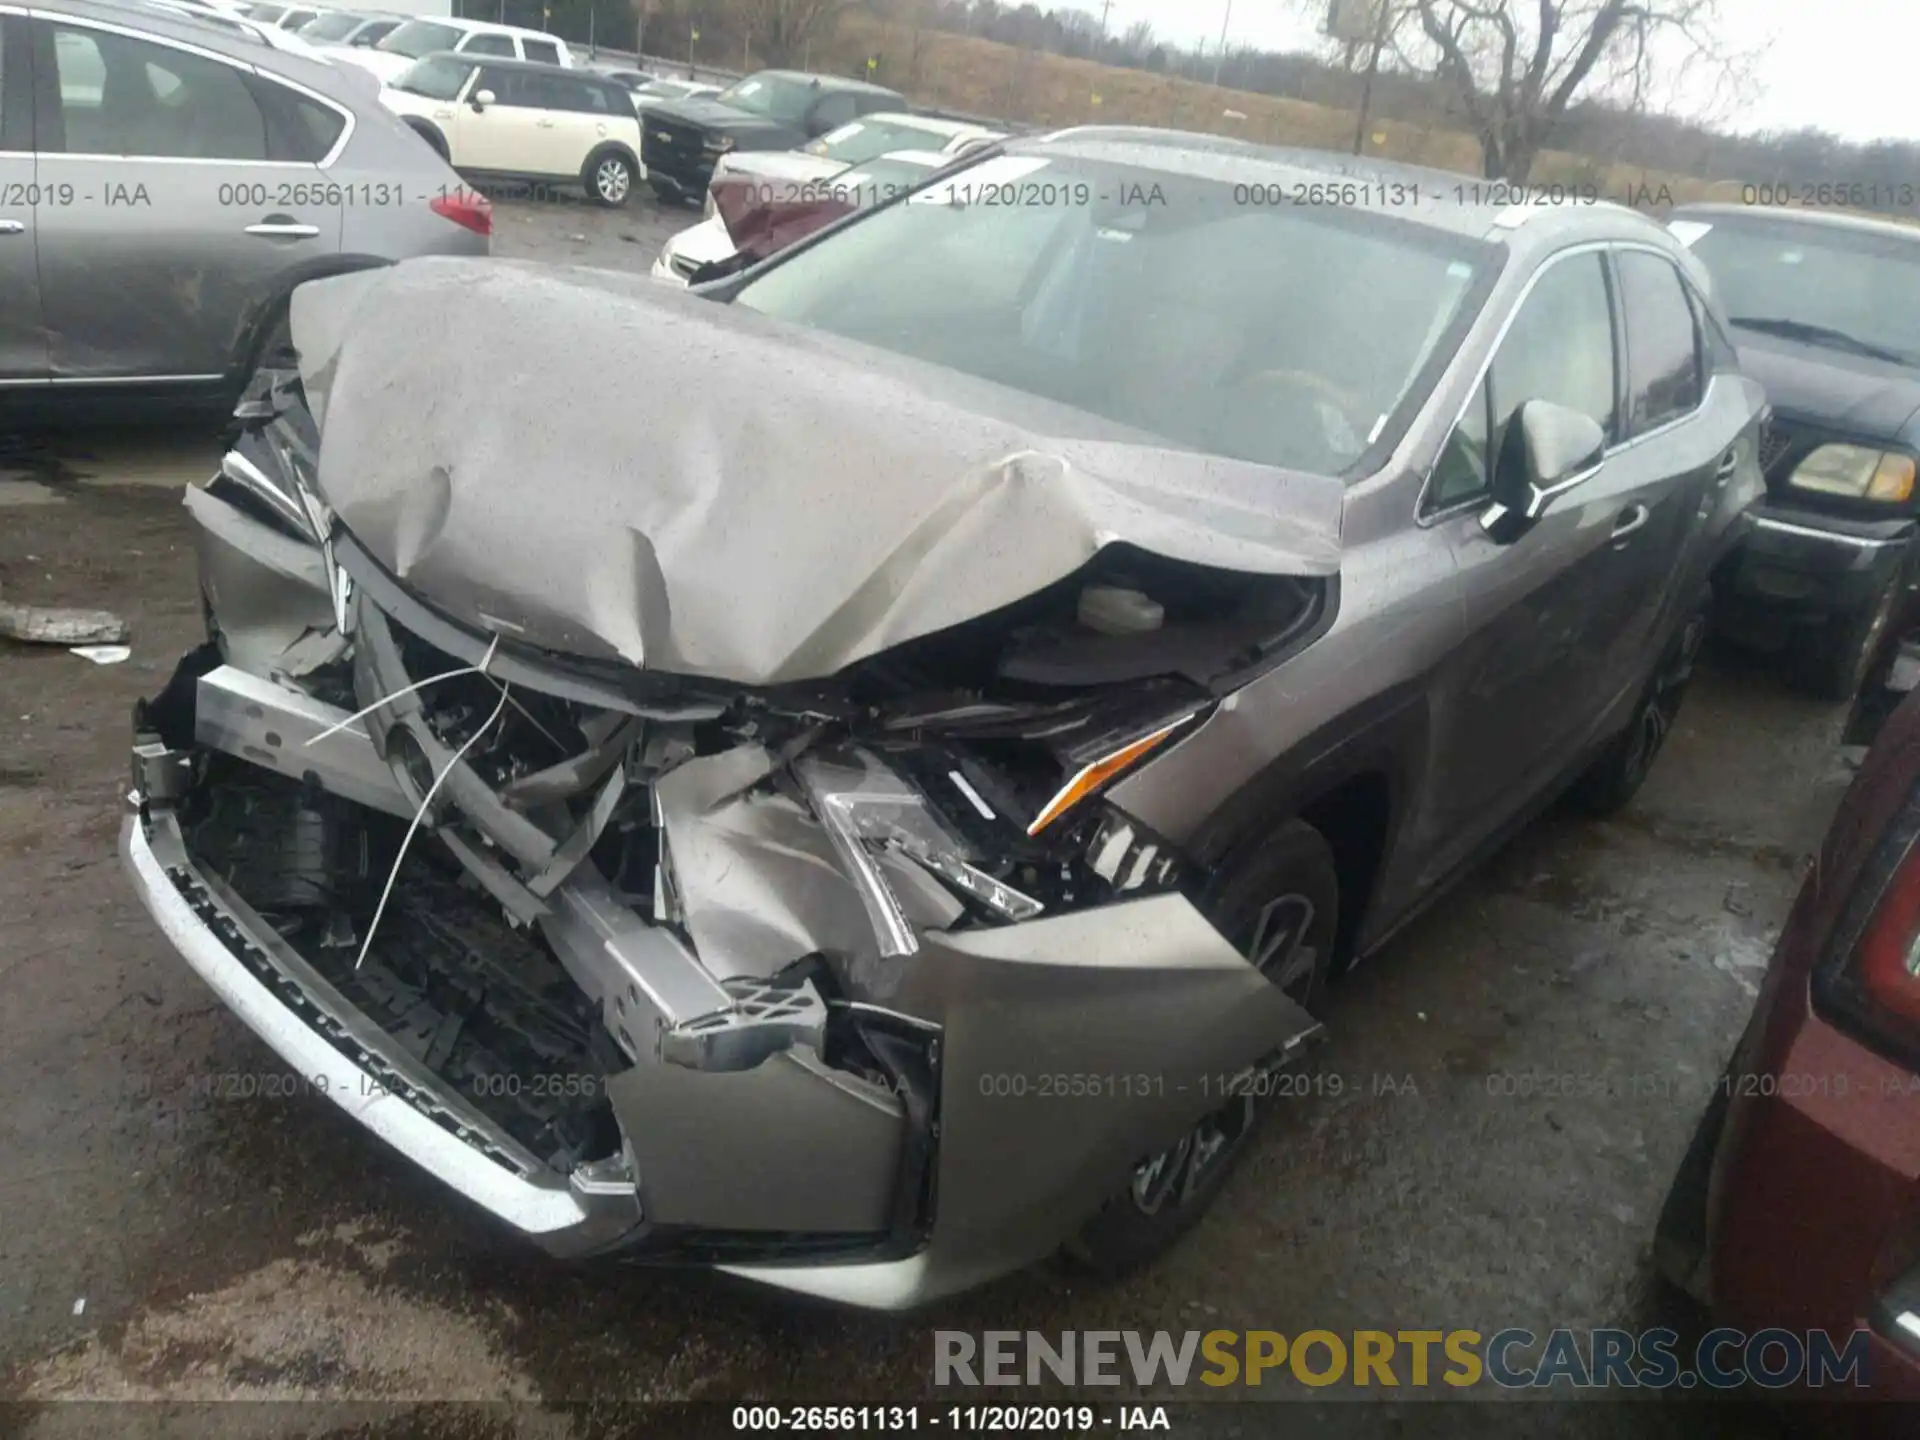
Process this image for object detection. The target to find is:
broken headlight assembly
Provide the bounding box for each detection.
[793,704,1206,958]
[211,367,335,544]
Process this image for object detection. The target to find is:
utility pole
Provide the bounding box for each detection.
[1210,0,1231,87]
[1351,0,1394,155]
[1098,0,1112,41]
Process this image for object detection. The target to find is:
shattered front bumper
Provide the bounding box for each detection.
[123,805,642,1253]
[122,468,1320,1307]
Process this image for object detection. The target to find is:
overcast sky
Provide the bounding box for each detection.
[1099,0,1909,143]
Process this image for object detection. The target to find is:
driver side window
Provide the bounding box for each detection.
[1428,252,1618,512]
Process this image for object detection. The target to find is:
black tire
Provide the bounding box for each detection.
[1788,574,1901,702]
[406,120,449,160]
[1572,601,1709,817]
[1067,819,1338,1278]
[584,150,636,208]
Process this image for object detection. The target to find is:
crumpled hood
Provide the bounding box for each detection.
[289,258,1344,687]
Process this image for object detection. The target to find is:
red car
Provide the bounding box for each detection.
[1657,686,1920,1399]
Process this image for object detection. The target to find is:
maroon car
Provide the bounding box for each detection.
[1657,687,1920,1398]
[682,150,953,284]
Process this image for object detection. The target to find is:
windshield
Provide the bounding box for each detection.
[379,20,461,59]
[832,155,940,204]
[299,11,363,41]
[736,156,1490,476]
[806,118,951,164]
[393,54,473,100]
[715,74,820,125]
[1685,216,1920,369]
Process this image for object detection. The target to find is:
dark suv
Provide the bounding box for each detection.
[125,142,1765,1306]
[639,68,906,203]
[1670,204,1920,698]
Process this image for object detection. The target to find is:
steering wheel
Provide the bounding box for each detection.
[1216,368,1370,469]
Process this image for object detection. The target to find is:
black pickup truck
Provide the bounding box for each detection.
[1671,204,1920,699]
[641,69,908,204]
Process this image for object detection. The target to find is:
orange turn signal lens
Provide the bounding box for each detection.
[1869,453,1917,503]
[1026,719,1193,837]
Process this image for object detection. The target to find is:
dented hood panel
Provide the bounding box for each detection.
[290,259,1344,686]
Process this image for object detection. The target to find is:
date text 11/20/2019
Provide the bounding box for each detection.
[1230,180,1678,210]
[731,1405,1172,1432]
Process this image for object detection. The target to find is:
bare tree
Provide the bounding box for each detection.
[721,0,857,68]
[1404,0,1744,181]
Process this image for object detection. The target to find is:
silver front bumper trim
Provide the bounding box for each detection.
[123,807,637,1247]
[1751,515,1909,549]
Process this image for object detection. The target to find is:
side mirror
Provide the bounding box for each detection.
[471,89,495,111]
[1481,398,1605,541]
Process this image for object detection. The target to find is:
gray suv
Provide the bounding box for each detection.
[0,0,489,419]
[120,135,1765,1308]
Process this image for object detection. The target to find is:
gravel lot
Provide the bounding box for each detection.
[0,194,1854,1438]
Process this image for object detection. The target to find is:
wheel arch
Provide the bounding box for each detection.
[225,256,395,395]
[585,139,641,174]
[1187,684,1431,968]
[403,117,450,158]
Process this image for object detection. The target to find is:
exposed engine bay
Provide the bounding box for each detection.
[120,264,1333,1305]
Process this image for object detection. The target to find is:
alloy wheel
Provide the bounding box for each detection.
[1625,613,1707,785]
[597,159,631,204]
[1126,891,1319,1217]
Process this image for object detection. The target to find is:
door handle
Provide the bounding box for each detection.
[536,118,556,127]
[244,219,321,239]
[0,220,23,235]
[1611,504,1651,545]
[1714,450,1739,486]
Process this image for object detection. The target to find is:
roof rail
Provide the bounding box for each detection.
[1486,196,1642,234]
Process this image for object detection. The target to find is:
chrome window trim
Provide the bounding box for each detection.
[49,372,224,384]
[29,7,356,169]
[1417,237,1711,526]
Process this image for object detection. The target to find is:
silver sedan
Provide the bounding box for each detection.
[0,0,489,418]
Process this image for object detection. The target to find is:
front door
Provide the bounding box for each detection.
[1419,249,1639,882]
[453,64,548,175]
[31,16,340,382]
[0,15,44,382]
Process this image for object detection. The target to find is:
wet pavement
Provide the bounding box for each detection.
[0,194,1858,1436]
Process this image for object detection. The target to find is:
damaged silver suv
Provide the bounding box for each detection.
[122,132,1765,1307]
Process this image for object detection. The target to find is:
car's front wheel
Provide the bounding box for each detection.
[585,151,636,208]
[1066,819,1338,1277]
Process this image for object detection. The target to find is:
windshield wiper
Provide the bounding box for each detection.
[1730,316,1920,368]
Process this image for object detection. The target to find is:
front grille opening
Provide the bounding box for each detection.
[180,761,624,1172]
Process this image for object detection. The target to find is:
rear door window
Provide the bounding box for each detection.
[247,76,345,163]
[462,34,516,58]
[522,38,562,65]
[1616,249,1705,436]
[48,23,268,159]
